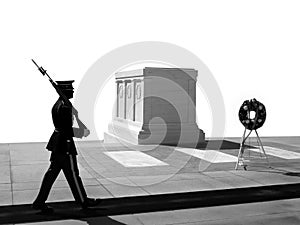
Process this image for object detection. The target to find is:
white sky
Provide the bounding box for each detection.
[1,0,300,143]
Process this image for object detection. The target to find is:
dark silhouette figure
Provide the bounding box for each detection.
[32,80,100,214]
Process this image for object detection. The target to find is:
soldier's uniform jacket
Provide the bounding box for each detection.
[46,98,84,155]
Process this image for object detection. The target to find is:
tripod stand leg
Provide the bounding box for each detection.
[255,130,271,168]
[235,128,247,170]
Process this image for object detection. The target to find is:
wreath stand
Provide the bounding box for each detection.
[236,98,270,170]
[235,128,270,170]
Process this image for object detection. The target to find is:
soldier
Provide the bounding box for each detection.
[32,80,100,213]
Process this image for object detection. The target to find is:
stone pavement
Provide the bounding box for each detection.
[0,137,300,224]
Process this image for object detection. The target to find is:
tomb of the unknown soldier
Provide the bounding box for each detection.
[104,67,205,146]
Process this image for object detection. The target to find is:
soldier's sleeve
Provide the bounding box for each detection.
[60,104,76,136]
[60,104,85,138]
[73,128,84,138]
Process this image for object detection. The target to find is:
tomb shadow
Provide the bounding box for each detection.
[162,139,253,150]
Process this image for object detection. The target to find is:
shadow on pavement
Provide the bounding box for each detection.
[81,217,125,225]
[1,183,300,225]
[196,139,242,149]
[163,139,251,149]
[284,172,300,177]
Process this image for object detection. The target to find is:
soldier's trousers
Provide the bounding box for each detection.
[33,153,87,205]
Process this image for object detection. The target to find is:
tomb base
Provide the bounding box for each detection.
[104,119,205,147]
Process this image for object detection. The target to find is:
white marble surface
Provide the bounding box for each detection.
[104,151,168,167]
[176,148,238,163]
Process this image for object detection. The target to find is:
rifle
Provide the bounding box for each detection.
[31,59,87,130]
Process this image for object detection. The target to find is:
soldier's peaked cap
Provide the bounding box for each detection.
[56,80,74,90]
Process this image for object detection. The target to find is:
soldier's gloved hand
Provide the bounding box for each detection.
[83,129,90,137]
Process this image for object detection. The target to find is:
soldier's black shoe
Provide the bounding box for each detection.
[32,203,54,214]
[81,198,101,209]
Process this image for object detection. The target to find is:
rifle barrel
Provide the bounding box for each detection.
[31,59,39,68]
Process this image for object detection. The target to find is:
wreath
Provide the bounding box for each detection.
[238,98,266,130]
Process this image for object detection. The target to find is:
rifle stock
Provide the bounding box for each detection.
[32,59,87,130]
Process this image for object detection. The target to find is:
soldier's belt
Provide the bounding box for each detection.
[54,128,64,132]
